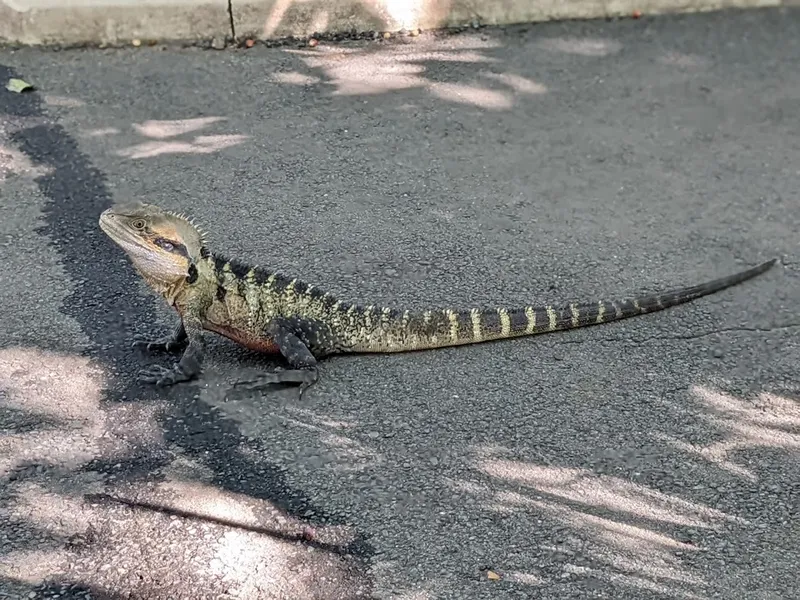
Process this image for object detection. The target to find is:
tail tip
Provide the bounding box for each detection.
[761,257,780,271]
[742,257,779,279]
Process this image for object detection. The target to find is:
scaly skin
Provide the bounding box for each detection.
[99,202,777,396]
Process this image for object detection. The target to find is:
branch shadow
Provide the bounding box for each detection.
[268,31,551,110]
[444,378,800,599]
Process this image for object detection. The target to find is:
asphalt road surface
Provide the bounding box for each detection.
[2,6,799,600]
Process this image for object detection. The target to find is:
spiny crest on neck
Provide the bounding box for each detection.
[162,208,209,248]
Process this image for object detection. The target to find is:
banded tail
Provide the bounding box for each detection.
[345,258,777,353]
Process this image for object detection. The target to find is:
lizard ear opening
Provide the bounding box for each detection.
[186,262,199,284]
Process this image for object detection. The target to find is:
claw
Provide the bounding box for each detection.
[137,363,193,387]
[137,364,171,385]
[132,335,185,354]
[297,377,317,401]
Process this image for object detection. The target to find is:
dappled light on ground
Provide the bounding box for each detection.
[656,385,800,481]
[1,478,102,587]
[388,590,436,600]
[0,347,107,587]
[445,381,800,597]
[81,127,121,137]
[77,117,249,159]
[535,36,623,57]
[131,117,227,139]
[0,142,53,182]
[157,479,263,525]
[289,45,430,95]
[270,70,322,85]
[0,110,54,182]
[104,117,249,159]
[477,460,743,528]
[95,477,362,598]
[427,81,513,109]
[116,134,249,159]
[277,37,547,108]
[258,0,452,38]
[0,346,368,596]
[0,549,66,587]
[446,442,745,599]
[211,529,296,598]
[0,347,108,477]
[482,72,548,95]
[506,571,545,586]
[274,409,381,466]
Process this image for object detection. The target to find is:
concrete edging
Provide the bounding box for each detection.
[0,0,797,46]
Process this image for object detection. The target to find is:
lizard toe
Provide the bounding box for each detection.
[132,337,183,354]
[137,364,173,384]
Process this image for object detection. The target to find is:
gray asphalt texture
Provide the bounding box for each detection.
[2,6,800,600]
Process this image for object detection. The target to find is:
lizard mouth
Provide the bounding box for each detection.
[98,209,159,262]
[99,209,149,244]
[99,209,189,284]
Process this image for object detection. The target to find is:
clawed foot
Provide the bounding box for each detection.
[137,363,195,387]
[132,334,186,354]
[234,367,319,399]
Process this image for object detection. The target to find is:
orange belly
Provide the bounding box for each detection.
[204,322,281,354]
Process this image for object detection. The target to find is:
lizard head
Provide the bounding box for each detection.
[99,202,206,287]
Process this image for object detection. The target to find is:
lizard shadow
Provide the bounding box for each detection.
[1,61,375,598]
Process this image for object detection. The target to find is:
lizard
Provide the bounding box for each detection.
[98,202,777,396]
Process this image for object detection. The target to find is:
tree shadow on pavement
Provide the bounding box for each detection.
[2,9,800,599]
[438,371,800,598]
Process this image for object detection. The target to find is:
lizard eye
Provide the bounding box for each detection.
[131,219,146,230]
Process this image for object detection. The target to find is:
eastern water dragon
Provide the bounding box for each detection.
[99,202,777,395]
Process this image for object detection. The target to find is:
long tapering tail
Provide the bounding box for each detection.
[344,258,777,353]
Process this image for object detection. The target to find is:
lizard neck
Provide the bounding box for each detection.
[133,267,184,305]
[138,256,212,309]
[171,254,218,310]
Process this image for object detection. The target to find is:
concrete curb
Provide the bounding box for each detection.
[234,0,791,41]
[0,0,797,46]
[0,1,232,46]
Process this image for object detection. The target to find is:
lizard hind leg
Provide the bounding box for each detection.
[233,317,323,400]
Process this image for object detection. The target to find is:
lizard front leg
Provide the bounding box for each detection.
[137,315,205,387]
[132,320,187,354]
[234,317,325,399]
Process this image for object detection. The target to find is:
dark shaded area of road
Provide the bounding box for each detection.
[1,6,799,599]
[0,58,373,600]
